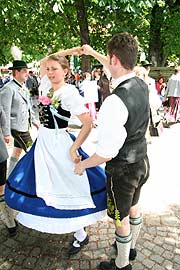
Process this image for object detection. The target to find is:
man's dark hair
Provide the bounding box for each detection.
[107,32,138,70]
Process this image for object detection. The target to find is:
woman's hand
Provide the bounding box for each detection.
[69,146,81,164]
[70,47,82,55]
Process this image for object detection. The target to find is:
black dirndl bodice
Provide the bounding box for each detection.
[39,103,71,129]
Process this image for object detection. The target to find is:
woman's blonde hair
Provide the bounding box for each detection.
[47,54,69,70]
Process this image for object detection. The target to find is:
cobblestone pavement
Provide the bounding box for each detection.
[1,124,180,270]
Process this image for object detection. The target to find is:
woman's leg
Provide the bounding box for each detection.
[68,228,89,255]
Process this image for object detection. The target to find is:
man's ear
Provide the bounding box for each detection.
[111,54,118,65]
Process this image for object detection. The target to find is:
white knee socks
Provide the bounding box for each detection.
[130,216,142,249]
[115,232,132,269]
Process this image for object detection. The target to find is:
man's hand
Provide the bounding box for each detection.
[74,161,85,176]
[81,44,94,55]
[70,47,82,55]
[69,147,82,164]
[4,135,10,144]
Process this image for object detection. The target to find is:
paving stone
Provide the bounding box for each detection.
[142,241,155,250]
[132,262,144,270]
[152,264,165,270]
[22,257,38,269]
[162,259,173,270]
[152,245,164,255]
[151,254,164,264]
[162,243,174,252]
[161,215,179,226]
[0,261,13,270]
[153,235,165,245]
[174,255,180,264]
[142,258,155,268]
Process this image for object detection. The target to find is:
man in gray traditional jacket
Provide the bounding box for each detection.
[0,60,39,176]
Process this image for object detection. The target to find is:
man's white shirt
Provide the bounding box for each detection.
[96,73,135,159]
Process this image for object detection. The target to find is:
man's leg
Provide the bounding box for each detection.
[8,147,22,176]
[8,129,33,176]
[98,216,132,270]
[129,204,142,259]
[99,158,149,270]
[115,216,132,269]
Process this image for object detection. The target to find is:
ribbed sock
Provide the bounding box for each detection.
[130,216,142,249]
[115,232,132,269]
[8,157,19,176]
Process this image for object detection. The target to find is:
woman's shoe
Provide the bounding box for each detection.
[7,220,18,237]
[68,235,89,255]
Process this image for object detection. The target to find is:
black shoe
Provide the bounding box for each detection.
[68,235,89,255]
[163,121,170,128]
[112,241,137,260]
[97,261,115,270]
[129,248,137,260]
[97,261,132,270]
[7,220,18,237]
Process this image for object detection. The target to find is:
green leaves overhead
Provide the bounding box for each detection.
[0,0,180,66]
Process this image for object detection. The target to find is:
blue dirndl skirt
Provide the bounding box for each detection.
[5,133,107,220]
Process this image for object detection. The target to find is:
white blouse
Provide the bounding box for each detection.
[53,84,88,116]
[96,73,136,159]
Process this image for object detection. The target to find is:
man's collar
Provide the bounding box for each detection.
[13,78,23,88]
[111,72,135,91]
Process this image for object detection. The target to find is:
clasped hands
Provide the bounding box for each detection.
[69,146,85,176]
[70,45,93,57]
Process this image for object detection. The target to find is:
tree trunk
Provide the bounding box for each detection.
[148,4,165,66]
[149,0,180,66]
[75,0,91,72]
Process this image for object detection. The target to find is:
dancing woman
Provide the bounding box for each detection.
[5,52,107,255]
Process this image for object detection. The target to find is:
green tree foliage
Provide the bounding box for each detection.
[0,0,180,67]
[148,0,180,66]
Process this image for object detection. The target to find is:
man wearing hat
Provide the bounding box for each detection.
[0,60,38,176]
[141,60,152,67]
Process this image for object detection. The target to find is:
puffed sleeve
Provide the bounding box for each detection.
[61,85,89,116]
